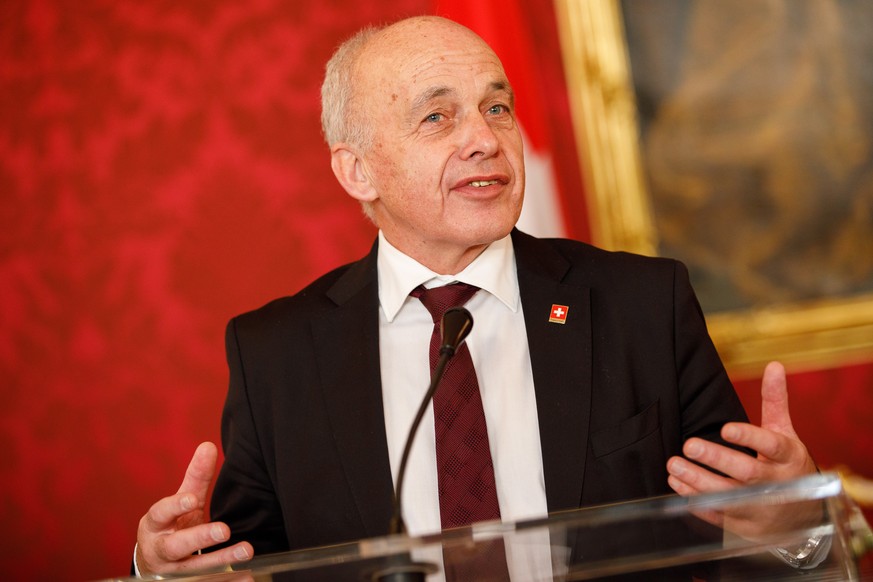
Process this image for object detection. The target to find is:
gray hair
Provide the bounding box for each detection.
[320,25,383,149]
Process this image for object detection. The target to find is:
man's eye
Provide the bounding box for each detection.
[424,112,443,123]
[487,104,508,115]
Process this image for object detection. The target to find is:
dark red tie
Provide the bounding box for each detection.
[410,283,501,528]
[410,284,509,581]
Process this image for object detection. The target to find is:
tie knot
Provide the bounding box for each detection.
[410,283,479,323]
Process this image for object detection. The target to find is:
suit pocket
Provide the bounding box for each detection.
[591,399,661,459]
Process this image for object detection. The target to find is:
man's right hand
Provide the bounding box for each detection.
[136,442,253,575]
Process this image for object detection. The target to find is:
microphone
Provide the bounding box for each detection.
[389,306,474,535]
[439,307,474,358]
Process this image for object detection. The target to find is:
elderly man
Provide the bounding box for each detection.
[135,15,818,576]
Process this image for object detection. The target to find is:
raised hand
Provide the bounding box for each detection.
[136,442,253,575]
[666,361,819,538]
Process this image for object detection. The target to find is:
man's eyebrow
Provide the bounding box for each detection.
[489,80,515,108]
[410,85,455,116]
[408,79,515,116]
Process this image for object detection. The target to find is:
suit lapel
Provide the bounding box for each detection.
[512,230,593,512]
[310,241,395,537]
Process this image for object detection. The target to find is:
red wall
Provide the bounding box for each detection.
[1,2,869,580]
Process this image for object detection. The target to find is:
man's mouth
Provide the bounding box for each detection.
[468,180,500,187]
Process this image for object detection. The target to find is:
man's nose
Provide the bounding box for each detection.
[458,113,500,160]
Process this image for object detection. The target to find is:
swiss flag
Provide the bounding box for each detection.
[434,0,569,238]
[549,304,569,324]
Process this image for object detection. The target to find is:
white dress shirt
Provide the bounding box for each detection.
[377,231,549,537]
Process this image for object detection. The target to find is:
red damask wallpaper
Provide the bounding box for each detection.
[1,1,870,580]
[0,1,410,579]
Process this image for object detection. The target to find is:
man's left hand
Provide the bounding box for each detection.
[666,361,819,537]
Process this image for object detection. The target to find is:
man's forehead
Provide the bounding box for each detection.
[363,41,510,99]
[377,16,484,48]
[353,18,513,114]
[362,17,503,75]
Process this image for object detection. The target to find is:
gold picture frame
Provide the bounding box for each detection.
[554,0,873,378]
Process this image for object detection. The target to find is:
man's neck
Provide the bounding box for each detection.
[380,233,490,276]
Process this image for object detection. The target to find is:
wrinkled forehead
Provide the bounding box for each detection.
[371,17,495,58]
[356,18,510,104]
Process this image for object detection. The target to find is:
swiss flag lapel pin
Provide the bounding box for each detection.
[549,304,569,324]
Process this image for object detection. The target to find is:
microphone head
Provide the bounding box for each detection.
[440,307,473,355]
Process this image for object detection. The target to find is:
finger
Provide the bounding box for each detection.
[153,521,234,562]
[759,361,797,438]
[177,442,219,497]
[142,491,205,533]
[667,473,699,497]
[151,538,253,574]
[682,437,765,484]
[666,453,735,493]
[142,443,218,534]
[180,542,253,572]
[721,422,796,464]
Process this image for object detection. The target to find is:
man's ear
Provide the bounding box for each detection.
[330,144,378,203]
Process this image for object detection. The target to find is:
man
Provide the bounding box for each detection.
[135,15,818,576]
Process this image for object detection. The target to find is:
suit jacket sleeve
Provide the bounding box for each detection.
[209,316,289,556]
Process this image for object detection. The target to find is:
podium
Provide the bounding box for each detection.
[104,473,872,581]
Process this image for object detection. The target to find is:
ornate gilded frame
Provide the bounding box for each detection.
[553,0,873,377]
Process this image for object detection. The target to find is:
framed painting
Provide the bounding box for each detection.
[554,0,873,377]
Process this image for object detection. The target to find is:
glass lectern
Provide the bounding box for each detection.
[99,473,873,581]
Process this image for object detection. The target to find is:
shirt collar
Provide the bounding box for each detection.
[377,231,520,322]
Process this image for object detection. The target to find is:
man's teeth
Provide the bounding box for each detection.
[469,180,499,187]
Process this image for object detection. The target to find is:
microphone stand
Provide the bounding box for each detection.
[374,307,473,582]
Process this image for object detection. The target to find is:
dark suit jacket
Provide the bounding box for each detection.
[210,229,748,556]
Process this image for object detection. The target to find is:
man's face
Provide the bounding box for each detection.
[350,19,525,272]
